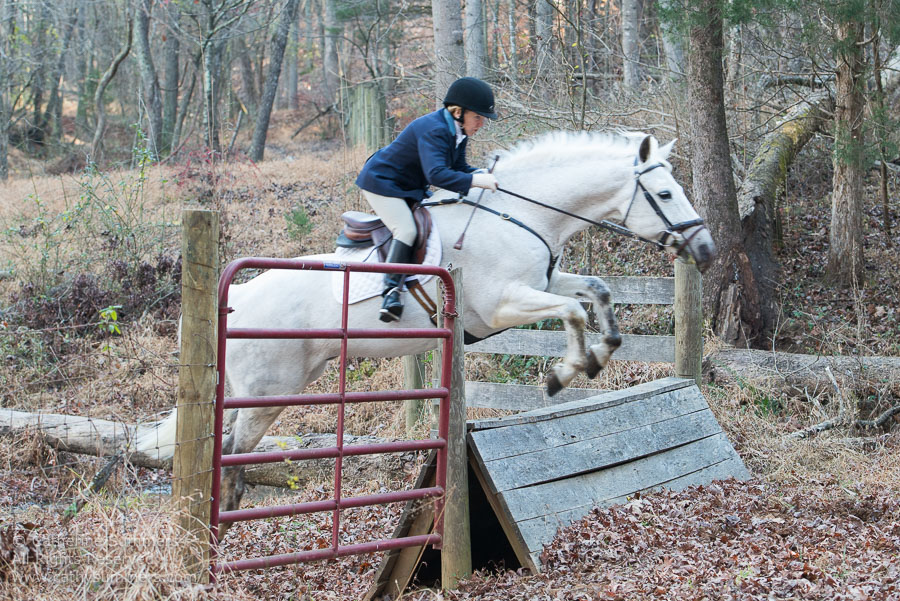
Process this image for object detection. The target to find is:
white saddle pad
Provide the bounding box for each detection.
[331,226,442,305]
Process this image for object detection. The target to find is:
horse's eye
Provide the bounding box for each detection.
[658,190,672,201]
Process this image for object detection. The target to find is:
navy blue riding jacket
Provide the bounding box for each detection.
[356,109,476,203]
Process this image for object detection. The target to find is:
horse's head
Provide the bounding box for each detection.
[621,135,716,273]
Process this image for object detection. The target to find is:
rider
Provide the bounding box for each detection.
[356,77,500,322]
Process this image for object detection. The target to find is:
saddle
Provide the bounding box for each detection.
[336,206,433,265]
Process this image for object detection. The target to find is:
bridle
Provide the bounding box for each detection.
[620,160,707,254]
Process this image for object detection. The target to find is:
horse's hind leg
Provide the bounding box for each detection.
[489,283,590,396]
[546,273,622,378]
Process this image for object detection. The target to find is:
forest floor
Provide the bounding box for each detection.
[0,111,898,600]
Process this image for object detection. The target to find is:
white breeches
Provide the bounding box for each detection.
[361,190,417,246]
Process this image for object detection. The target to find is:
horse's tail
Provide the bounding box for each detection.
[133,410,179,461]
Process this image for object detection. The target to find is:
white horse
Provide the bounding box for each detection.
[137,131,715,519]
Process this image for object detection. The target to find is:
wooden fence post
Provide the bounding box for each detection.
[674,258,703,384]
[403,354,426,435]
[173,209,218,582]
[435,267,471,590]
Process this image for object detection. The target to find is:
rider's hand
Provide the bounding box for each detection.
[471,173,498,192]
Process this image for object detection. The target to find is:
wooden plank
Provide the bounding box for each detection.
[674,259,703,383]
[364,452,437,601]
[464,381,606,411]
[469,377,694,431]
[499,432,744,523]
[481,409,723,493]
[466,330,675,363]
[469,387,708,463]
[596,276,675,305]
[512,438,750,560]
[440,267,471,590]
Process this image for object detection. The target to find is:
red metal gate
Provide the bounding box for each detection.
[211,258,456,575]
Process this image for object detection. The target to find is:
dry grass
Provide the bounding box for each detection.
[0,497,235,601]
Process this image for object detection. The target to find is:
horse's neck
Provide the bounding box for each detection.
[496,157,634,249]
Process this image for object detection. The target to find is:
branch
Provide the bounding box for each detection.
[290,103,334,139]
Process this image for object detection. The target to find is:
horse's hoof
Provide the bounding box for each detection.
[585,351,602,379]
[546,372,563,397]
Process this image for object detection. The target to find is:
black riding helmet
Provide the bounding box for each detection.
[443,77,497,120]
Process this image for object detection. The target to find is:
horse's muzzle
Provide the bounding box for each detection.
[678,226,716,273]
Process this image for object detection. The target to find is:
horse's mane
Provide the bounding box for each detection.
[494,130,647,172]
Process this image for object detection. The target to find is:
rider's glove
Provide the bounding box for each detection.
[471,173,498,192]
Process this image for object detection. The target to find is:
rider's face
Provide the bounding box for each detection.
[462,110,485,137]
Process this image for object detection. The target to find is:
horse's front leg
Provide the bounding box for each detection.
[546,272,622,378]
[489,284,591,396]
[217,405,287,539]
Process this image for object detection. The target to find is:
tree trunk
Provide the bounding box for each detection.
[0,0,11,180]
[534,0,554,79]
[826,20,865,286]
[657,0,684,81]
[322,0,341,104]
[202,42,222,151]
[236,37,258,113]
[250,0,301,162]
[135,0,164,156]
[42,7,80,145]
[621,0,642,90]
[687,0,762,345]
[466,0,486,78]
[172,53,199,153]
[738,90,834,335]
[30,1,50,149]
[91,20,133,161]
[162,5,180,153]
[432,0,465,103]
[506,0,518,84]
[285,14,299,109]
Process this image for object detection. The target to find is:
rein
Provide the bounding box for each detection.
[495,161,705,255]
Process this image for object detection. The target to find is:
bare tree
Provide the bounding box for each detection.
[687,0,762,344]
[323,0,341,104]
[466,0,486,78]
[250,0,301,161]
[621,0,642,90]
[134,0,164,156]
[91,21,134,160]
[432,0,465,102]
[161,3,180,152]
[826,19,866,285]
[0,0,14,180]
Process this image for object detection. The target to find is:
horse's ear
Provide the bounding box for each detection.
[659,139,677,159]
[638,135,656,163]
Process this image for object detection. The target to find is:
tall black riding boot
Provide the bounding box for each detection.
[380,239,414,322]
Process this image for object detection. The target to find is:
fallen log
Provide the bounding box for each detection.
[0,409,414,488]
[705,348,900,400]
